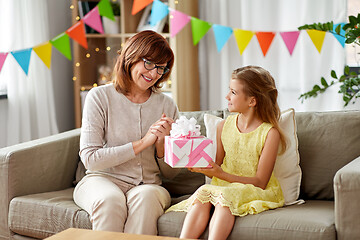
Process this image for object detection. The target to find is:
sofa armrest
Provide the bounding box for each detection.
[0,128,80,239]
[334,156,360,240]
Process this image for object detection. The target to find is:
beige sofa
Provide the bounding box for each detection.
[1,110,360,240]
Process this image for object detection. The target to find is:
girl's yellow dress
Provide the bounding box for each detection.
[166,114,284,216]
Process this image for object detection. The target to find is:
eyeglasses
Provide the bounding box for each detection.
[142,58,169,75]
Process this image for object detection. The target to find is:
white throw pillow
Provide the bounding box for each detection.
[204,108,302,205]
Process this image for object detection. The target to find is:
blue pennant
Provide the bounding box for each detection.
[11,48,32,75]
[213,24,233,52]
[332,23,346,47]
[150,0,169,26]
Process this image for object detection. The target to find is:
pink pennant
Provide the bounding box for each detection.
[170,9,190,37]
[0,53,8,73]
[83,6,104,34]
[280,31,300,55]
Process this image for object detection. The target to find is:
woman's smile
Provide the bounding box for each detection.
[142,74,153,83]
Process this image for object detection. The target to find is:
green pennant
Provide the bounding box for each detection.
[50,32,72,60]
[98,0,115,21]
[191,17,212,45]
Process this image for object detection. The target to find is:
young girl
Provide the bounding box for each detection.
[166,66,287,240]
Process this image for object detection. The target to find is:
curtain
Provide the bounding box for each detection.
[0,0,58,148]
[198,0,353,112]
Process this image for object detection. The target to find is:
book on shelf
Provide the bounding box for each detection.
[78,1,101,34]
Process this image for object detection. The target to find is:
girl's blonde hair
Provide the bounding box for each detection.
[113,30,174,94]
[232,66,287,154]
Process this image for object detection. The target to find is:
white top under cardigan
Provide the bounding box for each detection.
[80,83,179,186]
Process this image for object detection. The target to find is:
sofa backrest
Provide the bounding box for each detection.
[295,110,360,200]
[162,109,360,202]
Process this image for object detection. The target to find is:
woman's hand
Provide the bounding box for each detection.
[188,161,224,179]
[151,113,175,158]
[150,113,174,142]
[132,128,157,155]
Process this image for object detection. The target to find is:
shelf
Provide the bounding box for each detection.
[72,0,200,128]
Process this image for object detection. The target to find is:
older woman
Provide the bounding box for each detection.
[73,30,179,235]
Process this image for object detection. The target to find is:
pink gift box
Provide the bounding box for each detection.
[164,136,215,168]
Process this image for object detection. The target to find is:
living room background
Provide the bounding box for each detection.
[0,0,358,148]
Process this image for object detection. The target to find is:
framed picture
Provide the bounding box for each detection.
[137,4,167,33]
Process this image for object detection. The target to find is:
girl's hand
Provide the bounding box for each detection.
[188,161,224,179]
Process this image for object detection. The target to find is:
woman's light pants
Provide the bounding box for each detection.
[73,174,171,235]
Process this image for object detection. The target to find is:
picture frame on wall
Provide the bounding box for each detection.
[137,5,167,33]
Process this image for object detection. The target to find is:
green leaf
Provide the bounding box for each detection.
[349,16,357,26]
[321,77,329,87]
[344,65,350,75]
[335,24,341,35]
[313,85,321,91]
[331,70,338,79]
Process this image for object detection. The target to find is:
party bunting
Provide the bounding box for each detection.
[170,10,190,37]
[132,0,153,15]
[0,53,8,73]
[280,31,300,55]
[306,30,326,53]
[213,24,233,52]
[234,29,254,55]
[50,33,72,60]
[83,6,104,34]
[33,41,52,69]
[150,0,169,26]
[191,17,212,45]
[332,23,346,47]
[66,20,88,49]
[256,32,276,57]
[98,0,115,20]
[11,49,32,75]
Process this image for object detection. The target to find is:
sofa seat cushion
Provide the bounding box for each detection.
[9,188,91,239]
[158,200,335,240]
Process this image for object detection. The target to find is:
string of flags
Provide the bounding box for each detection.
[0,0,346,76]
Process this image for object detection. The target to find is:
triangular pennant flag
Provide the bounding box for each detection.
[150,0,169,26]
[66,20,88,49]
[132,0,153,15]
[11,49,32,75]
[170,10,190,37]
[233,29,254,55]
[280,31,300,55]
[98,0,115,21]
[33,41,52,69]
[306,30,326,53]
[50,32,72,60]
[212,24,233,52]
[255,32,276,57]
[83,6,104,34]
[0,53,8,73]
[332,23,346,47]
[190,17,212,45]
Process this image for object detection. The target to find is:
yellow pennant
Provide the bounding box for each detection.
[306,30,326,53]
[234,29,254,55]
[33,41,52,69]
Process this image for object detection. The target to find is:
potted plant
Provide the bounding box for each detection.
[298,14,360,106]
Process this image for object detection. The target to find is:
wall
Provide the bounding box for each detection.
[47,0,75,133]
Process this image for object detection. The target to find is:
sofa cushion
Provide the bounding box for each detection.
[296,110,360,200]
[203,109,302,205]
[9,188,91,239]
[158,200,335,240]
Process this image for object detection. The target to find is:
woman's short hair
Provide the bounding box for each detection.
[113,30,174,94]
